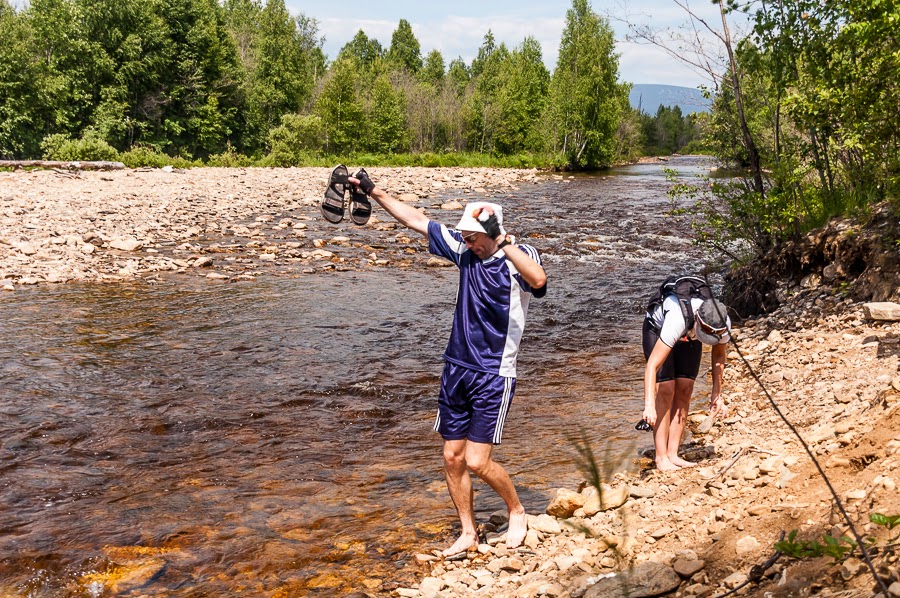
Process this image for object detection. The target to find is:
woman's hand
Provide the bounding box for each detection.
[709,394,727,418]
[642,405,657,428]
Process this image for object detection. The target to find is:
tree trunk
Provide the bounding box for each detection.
[718,1,765,196]
[0,160,126,171]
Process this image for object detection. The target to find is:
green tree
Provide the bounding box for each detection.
[223,0,324,153]
[386,19,421,73]
[464,39,509,153]
[0,2,44,157]
[420,49,445,86]
[446,57,469,96]
[338,29,384,69]
[492,36,549,153]
[547,0,626,168]
[469,30,496,78]
[314,57,364,154]
[244,0,320,146]
[154,0,243,157]
[367,72,408,153]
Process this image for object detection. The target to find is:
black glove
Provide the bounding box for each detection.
[354,169,375,195]
[478,211,503,240]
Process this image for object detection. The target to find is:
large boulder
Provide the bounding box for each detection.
[585,562,681,598]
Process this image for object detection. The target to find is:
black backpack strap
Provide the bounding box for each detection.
[679,297,695,331]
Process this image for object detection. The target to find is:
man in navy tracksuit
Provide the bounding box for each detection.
[350,171,547,556]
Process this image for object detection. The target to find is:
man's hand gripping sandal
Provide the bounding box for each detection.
[321,164,350,223]
[349,168,373,225]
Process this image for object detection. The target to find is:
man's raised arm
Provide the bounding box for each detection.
[350,172,429,237]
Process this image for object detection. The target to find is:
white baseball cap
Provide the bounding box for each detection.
[455,202,503,233]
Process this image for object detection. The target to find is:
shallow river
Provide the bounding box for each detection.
[0,157,717,595]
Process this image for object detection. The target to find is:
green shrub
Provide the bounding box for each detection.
[680,140,714,155]
[267,114,325,166]
[41,131,120,161]
[206,147,255,167]
[119,146,196,169]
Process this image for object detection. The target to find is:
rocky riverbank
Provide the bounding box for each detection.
[386,203,900,598]
[0,166,546,288]
[391,287,900,598]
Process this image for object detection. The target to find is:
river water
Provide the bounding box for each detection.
[0,157,716,596]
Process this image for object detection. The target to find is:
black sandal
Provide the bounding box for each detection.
[349,168,372,225]
[321,164,349,223]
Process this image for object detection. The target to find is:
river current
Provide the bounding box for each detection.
[0,157,717,595]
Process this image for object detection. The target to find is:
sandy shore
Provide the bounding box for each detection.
[0,166,546,288]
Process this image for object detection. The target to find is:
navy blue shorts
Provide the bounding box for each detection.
[434,362,516,445]
[642,319,702,382]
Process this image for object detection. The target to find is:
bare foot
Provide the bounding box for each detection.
[671,456,697,468]
[442,531,478,557]
[655,460,680,471]
[506,508,528,549]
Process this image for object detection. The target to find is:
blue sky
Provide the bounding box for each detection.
[287,0,739,88]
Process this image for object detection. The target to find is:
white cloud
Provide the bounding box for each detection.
[317,15,566,71]
[302,1,745,87]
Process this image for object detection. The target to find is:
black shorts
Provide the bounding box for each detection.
[642,319,702,382]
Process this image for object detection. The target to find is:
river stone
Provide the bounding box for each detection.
[419,577,444,596]
[109,557,166,593]
[863,302,900,321]
[14,241,36,255]
[807,425,835,443]
[582,487,602,517]
[109,238,142,251]
[426,256,453,268]
[683,582,713,597]
[650,527,674,539]
[599,484,629,511]
[629,485,656,499]
[673,558,705,578]
[528,514,562,534]
[735,535,760,555]
[547,488,585,518]
[723,572,747,588]
[555,555,582,572]
[584,562,680,598]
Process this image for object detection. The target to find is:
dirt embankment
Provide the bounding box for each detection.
[391,209,900,598]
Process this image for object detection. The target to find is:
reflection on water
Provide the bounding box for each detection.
[0,157,716,595]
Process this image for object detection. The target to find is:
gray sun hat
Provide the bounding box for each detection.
[695,299,730,345]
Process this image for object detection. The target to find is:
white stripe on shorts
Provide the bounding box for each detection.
[493,377,513,444]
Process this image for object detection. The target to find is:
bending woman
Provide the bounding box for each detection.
[642,294,731,471]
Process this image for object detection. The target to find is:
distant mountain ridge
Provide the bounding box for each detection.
[629,84,712,115]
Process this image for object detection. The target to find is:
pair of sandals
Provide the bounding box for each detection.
[321,164,372,225]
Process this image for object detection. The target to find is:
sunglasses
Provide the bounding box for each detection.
[462,232,480,242]
[635,420,653,432]
[697,317,728,339]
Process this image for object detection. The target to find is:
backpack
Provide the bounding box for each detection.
[645,275,714,331]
